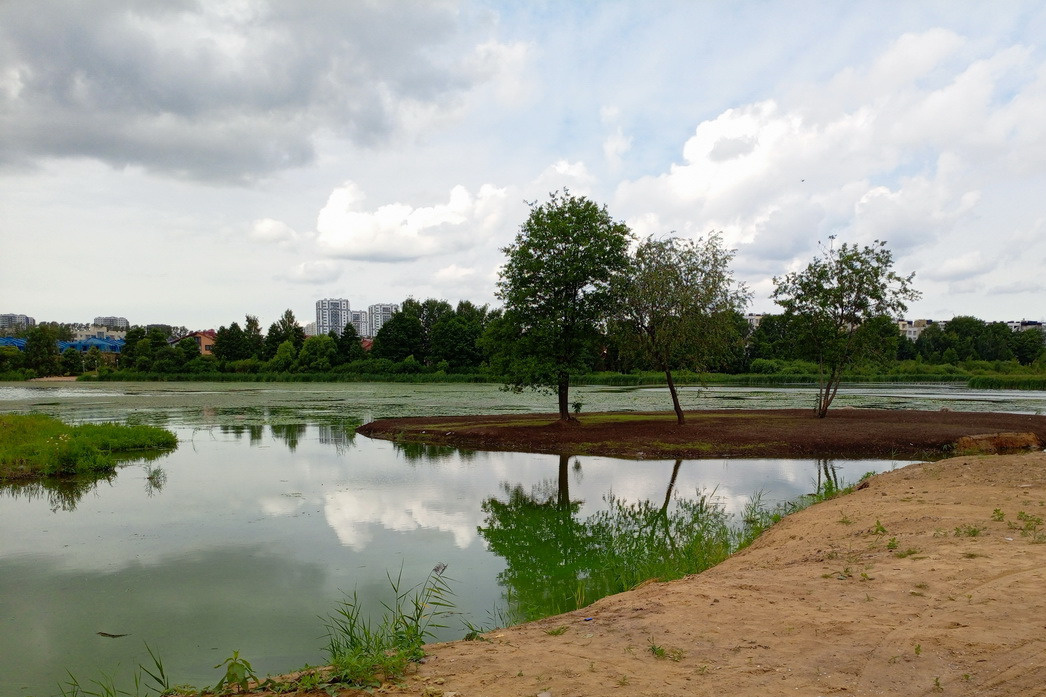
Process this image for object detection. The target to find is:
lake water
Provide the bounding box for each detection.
[1,381,1043,695]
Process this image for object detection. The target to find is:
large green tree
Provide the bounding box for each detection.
[616,233,750,424]
[23,325,62,376]
[772,238,919,417]
[371,312,425,362]
[263,310,306,360]
[493,190,631,420]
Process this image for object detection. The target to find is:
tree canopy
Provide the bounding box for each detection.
[492,190,632,419]
[616,233,750,423]
[772,238,919,417]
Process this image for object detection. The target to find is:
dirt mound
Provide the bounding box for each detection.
[357,408,1046,460]
[956,432,1042,453]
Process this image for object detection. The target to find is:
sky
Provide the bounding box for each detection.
[2,0,1046,331]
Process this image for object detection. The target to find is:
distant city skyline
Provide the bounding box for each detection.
[3,2,1046,326]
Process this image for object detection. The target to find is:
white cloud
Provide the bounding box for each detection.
[315,181,509,262]
[283,260,342,285]
[248,218,298,244]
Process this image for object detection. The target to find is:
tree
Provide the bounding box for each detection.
[213,322,247,362]
[243,315,265,359]
[334,323,367,363]
[296,335,337,372]
[61,347,84,376]
[771,238,919,417]
[430,302,490,370]
[23,325,62,376]
[401,298,453,364]
[263,309,306,360]
[616,233,750,424]
[371,312,424,362]
[493,190,632,420]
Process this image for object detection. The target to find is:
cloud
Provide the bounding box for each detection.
[248,218,298,244]
[315,181,508,262]
[282,260,342,285]
[0,0,515,181]
[612,28,1044,301]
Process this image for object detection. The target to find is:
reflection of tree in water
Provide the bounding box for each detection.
[478,454,590,621]
[0,472,116,513]
[479,457,737,623]
[393,442,476,463]
[270,423,307,451]
[815,458,840,495]
[317,424,356,452]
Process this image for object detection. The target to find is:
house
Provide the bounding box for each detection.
[173,330,217,354]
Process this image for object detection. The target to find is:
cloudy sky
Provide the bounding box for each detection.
[3,0,1045,330]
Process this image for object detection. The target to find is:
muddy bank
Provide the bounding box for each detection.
[357,408,1046,459]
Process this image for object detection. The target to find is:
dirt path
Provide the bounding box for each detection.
[383,451,1046,697]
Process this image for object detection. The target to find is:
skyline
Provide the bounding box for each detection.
[3,1,1046,330]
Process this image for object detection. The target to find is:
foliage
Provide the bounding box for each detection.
[213,650,260,693]
[262,309,306,360]
[323,564,454,688]
[772,238,919,416]
[615,232,750,423]
[491,190,632,419]
[371,312,425,362]
[24,324,62,376]
[295,334,337,372]
[0,414,178,479]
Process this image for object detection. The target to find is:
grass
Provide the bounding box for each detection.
[0,414,178,479]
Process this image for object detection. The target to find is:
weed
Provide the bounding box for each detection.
[616,675,631,686]
[991,508,1005,522]
[545,625,569,636]
[1016,511,1043,537]
[962,552,985,558]
[893,548,920,558]
[914,644,922,656]
[886,537,899,550]
[323,563,454,689]
[838,512,854,525]
[214,650,259,693]
[954,524,985,537]
[933,676,943,692]
[872,519,887,536]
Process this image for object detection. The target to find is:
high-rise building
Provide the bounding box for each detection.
[0,313,35,330]
[349,310,368,338]
[93,316,129,330]
[316,298,351,336]
[368,303,398,337]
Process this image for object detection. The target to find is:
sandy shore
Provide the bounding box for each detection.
[376,451,1046,697]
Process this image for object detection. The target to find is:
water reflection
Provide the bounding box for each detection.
[479,455,816,623]
[0,471,116,512]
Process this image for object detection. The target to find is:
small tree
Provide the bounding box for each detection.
[616,233,750,424]
[493,190,631,420]
[772,238,919,417]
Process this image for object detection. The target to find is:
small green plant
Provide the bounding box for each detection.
[838,512,854,525]
[572,400,583,414]
[214,650,259,693]
[545,625,569,636]
[872,519,887,536]
[991,508,1005,522]
[323,563,454,689]
[886,537,899,550]
[933,675,943,692]
[914,643,922,656]
[893,547,920,558]
[954,524,984,537]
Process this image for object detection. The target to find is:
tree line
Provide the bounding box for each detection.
[4,192,1044,418]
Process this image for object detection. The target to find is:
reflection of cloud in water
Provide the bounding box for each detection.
[323,489,476,551]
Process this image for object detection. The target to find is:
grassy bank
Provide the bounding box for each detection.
[0,414,177,479]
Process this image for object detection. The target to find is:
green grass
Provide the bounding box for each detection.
[0,414,178,479]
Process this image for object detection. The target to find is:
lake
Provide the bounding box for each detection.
[1,381,1043,695]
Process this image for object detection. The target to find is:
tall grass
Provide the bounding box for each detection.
[0,414,177,478]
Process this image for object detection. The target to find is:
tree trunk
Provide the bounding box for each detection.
[558,373,572,420]
[664,368,685,425]
[557,453,571,510]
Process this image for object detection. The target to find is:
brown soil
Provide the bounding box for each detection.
[259,409,1046,696]
[356,408,1046,459]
